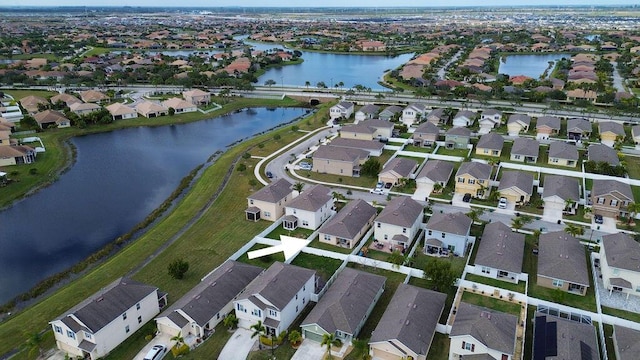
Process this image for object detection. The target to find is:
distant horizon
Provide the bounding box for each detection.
[3,1,639,8]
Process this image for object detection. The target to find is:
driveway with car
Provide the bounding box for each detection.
[133,333,173,360]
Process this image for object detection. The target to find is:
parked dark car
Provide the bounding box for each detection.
[594,214,604,224]
[266,171,273,178]
[462,193,472,202]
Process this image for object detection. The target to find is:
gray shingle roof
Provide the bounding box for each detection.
[536,116,561,131]
[511,138,540,157]
[475,221,524,273]
[362,119,394,129]
[426,108,446,120]
[534,313,598,360]
[567,118,591,133]
[416,160,454,183]
[588,144,620,165]
[426,212,472,236]
[381,157,418,178]
[370,284,446,356]
[482,109,502,117]
[406,103,427,112]
[287,184,332,212]
[456,162,492,180]
[592,179,633,201]
[477,133,504,151]
[632,125,640,139]
[157,260,263,327]
[538,231,589,286]
[337,101,354,110]
[507,113,531,126]
[301,268,385,336]
[54,278,158,333]
[318,199,376,240]
[313,145,369,162]
[248,178,292,203]
[239,262,316,310]
[498,171,533,196]
[542,175,580,202]
[548,141,578,160]
[413,121,440,136]
[380,105,403,117]
[602,232,640,273]
[455,110,476,120]
[614,325,640,360]
[450,302,518,355]
[446,126,472,137]
[357,104,379,115]
[329,138,385,152]
[599,121,625,136]
[376,196,423,227]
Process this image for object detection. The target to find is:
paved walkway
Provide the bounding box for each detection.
[219,328,256,360]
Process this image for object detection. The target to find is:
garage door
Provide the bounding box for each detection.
[304,330,324,343]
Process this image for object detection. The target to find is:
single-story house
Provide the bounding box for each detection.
[369,284,446,360]
[506,114,531,136]
[162,97,198,113]
[537,231,589,296]
[510,138,539,163]
[534,313,598,360]
[587,143,620,166]
[378,157,418,187]
[548,141,579,167]
[567,118,591,141]
[19,95,49,114]
[33,110,71,128]
[135,101,169,118]
[106,103,138,121]
[79,90,109,104]
[452,110,476,127]
[473,221,524,284]
[69,102,101,116]
[535,116,561,140]
[318,199,376,249]
[301,268,385,344]
[599,121,625,147]
[50,93,82,107]
[498,171,534,205]
[0,144,36,166]
[475,132,504,157]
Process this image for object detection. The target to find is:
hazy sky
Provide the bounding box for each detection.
[7,0,640,7]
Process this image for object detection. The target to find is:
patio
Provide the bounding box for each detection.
[367,239,406,254]
[594,261,640,313]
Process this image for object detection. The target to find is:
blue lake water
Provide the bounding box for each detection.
[498,53,571,79]
[0,107,307,303]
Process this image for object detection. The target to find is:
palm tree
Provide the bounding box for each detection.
[511,217,525,232]
[466,208,485,224]
[293,181,305,193]
[321,333,342,360]
[565,223,585,237]
[626,202,640,224]
[251,321,274,358]
[222,313,238,330]
[288,330,302,347]
[171,332,185,348]
[305,81,310,88]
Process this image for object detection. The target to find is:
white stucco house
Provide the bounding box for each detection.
[234,262,316,337]
[401,103,428,126]
[283,184,334,230]
[374,196,423,251]
[424,212,472,256]
[329,101,355,120]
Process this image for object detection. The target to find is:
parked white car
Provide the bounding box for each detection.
[498,197,508,209]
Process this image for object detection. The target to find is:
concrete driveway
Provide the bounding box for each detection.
[542,204,564,223]
[132,333,174,360]
[451,193,471,208]
[291,339,326,360]
[412,183,432,201]
[219,328,257,360]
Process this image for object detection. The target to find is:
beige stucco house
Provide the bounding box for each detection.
[312,145,369,177]
[245,178,293,222]
[454,162,492,199]
[374,196,423,250]
[591,179,633,219]
[183,89,211,105]
[497,171,534,205]
[318,199,376,249]
[378,157,418,187]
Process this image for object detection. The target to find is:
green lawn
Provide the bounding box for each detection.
[523,305,536,360]
[602,306,640,323]
[307,235,354,254]
[5,89,58,100]
[425,332,450,360]
[237,243,286,269]
[603,323,617,360]
[465,273,527,294]
[626,155,640,180]
[265,225,314,240]
[436,147,469,157]
[302,170,377,188]
[290,252,342,282]
[409,250,466,280]
[461,291,522,317]
[404,144,434,153]
[474,141,513,163]
[103,322,157,360]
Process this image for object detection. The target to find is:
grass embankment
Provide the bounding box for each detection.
[0,99,331,358]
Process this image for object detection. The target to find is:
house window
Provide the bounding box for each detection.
[324,234,331,240]
[122,313,127,320]
[54,325,62,334]
[402,228,407,234]
[303,285,306,291]
[441,233,446,238]
[66,330,75,339]
[384,234,388,240]
[85,332,92,340]
[478,180,484,184]
[552,279,564,287]
[468,179,475,185]
[481,266,491,274]
[269,309,277,317]
[462,341,475,352]
[483,149,489,154]
[302,220,309,226]
[136,303,141,310]
[249,199,254,205]
[377,223,381,228]
[303,298,306,304]
[138,316,142,324]
[551,158,559,163]
[514,155,521,159]
[237,304,246,313]
[458,177,465,183]
[293,209,297,214]
[264,211,271,217]
[296,305,299,312]
[125,325,130,334]
[296,294,298,300]
[251,309,262,317]
[611,199,618,207]
[597,198,605,205]
[428,230,432,236]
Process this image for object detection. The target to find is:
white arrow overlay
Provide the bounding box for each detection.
[247,235,312,262]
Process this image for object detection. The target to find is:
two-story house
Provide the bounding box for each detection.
[354,104,380,123]
[379,105,403,122]
[328,137,384,157]
[50,278,166,360]
[234,262,316,337]
[537,231,589,296]
[510,137,539,163]
[318,199,376,249]
[374,196,423,250]
[301,268,385,345]
[533,312,599,360]
[542,175,580,219]
[473,221,524,284]
[632,125,640,150]
[475,132,505,157]
[411,121,440,148]
[591,179,633,219]
[478,109,502,134]
[311,145,369,177]
[455,162,492,199]
[183,89,211,105]
[424,211,472,256]
[425,108,447,126]
[339,119,394,140]
[246,178,293,222]
[445,127,472,149]
[536,116,561,140]
[155,260,262,341]
[449,302,518,360]
[329,101,355,120]
[283,184,334,231]
[613,325,640,360]
[600,232,640,299]
[401,103,428,126]
[369,284,446,360]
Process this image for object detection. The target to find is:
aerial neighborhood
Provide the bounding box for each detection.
[3,5,640,360]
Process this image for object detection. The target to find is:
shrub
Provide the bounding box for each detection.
[29,168,38,175]
[167,259,189,280]
[242,152,251,159]
[171,343,189,357]
[237,163,247,172]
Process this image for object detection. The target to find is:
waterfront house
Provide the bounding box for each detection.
[452,110,476,127]
[162,97,198,113]
[548,141,579,167]
[374,196,423,251]
[135,101,168,118]
[301,268,385,344]
[401,103,428,126]
[369,284,446,360]
[537,231,589,296]
[475,132,504,157]
[454,162,492,199]
[506,114,531,136]
[498,171,534,205]
[33,110,71,129]
[354,104,379,122]
[19,95,49,114]
[599,121,625,147]
[155,261,262,342]
[378,157,418,187]
[50,278,167,360]
[445,127,471,149]
[587,143,620,166]
[424,211,472,256]
[329,101,355,120]
[246,178,293,222]
[50,93,82,107]
[312,145,369,177]
[79,90,109,104]
[534,313,598,360]
[183,88,211,105]
[105,103,138,121]
[535,116,561,140]
[449,302,518,360]
[0,144,36,166]
[69,102,101,116]
[283,184,333,231]
[318,199,376,249]
[591,179,633,219]
[234,262,316,337]
[600,232,640,299]
[411,121,440,148]
[473,221,524,284]
[567,118,591,141]
[510,138,539,163]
